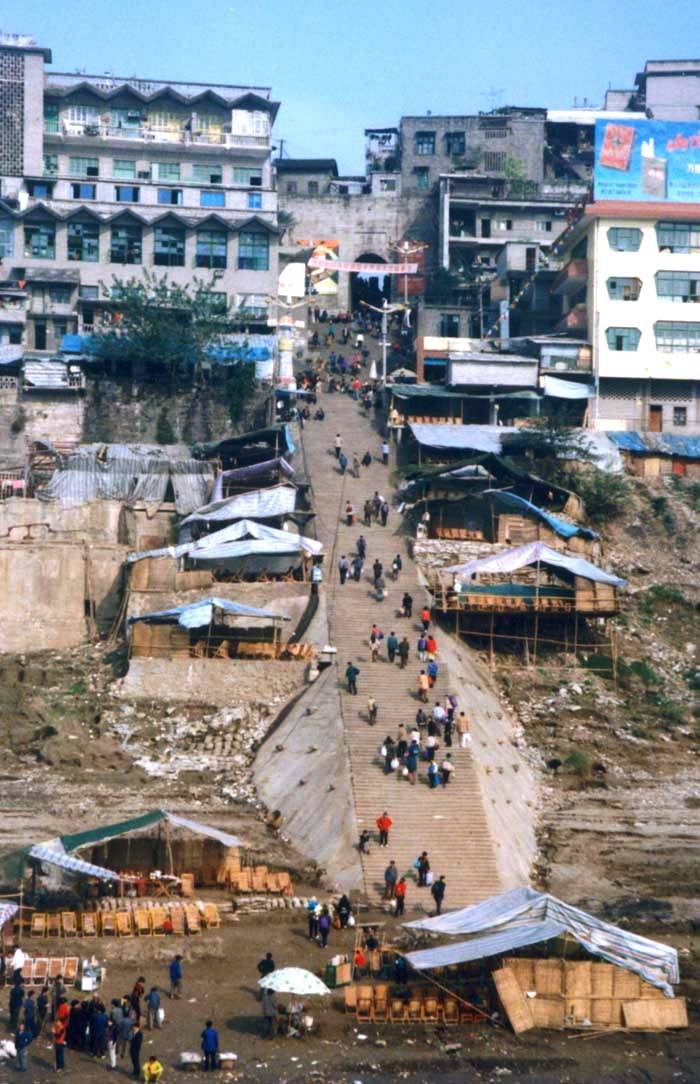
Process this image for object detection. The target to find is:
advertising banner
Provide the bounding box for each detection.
[308,257,419,274]
[594,119,700,203]
[299,240,340,295]
[277,261,306,299]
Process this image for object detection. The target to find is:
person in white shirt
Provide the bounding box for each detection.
[11,945,25,984]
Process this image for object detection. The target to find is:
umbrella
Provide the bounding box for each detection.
[368,360,378,381]
[257,967,330,996]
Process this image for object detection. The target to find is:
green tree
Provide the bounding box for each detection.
[569,468,630,525]
[225,360,258,426]
[91,271,229,390]
[504,154,536,197]
[155,407,176,445]
[515,407,594,482]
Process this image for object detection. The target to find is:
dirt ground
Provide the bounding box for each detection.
[5,899,700,1084]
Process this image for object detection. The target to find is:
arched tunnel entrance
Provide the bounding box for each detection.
[350,252,391,310]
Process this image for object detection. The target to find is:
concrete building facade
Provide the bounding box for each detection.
[554,201,700,433]
[0,32,281,354]
[605,59,700,122]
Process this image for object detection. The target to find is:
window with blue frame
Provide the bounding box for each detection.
[154,225,185,266]
[200,190,225,208]
[71,183,96,200]
[247,192,262,209]
[26,180,54,199]
[24,222,55,259]
[238,230,269,270]
[67,221,99,262]
[115,186,140,203]
[110,224,142,264]
[0,218,14,258]
[195,228,227,269]
[157,188,183,205]
[605,326,640,351]
[654,320,700,352]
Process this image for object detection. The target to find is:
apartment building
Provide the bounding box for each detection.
[554,205,700,432]
[0,32,280,353]
[605,59,700,121]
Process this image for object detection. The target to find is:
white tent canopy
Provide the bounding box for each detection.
[128,519,322,564]
[404,887,679,995]
[181,485,298,525]
[446,541,626,587]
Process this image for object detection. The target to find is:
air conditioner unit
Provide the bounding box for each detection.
[87,167,99,177]
[137,170,150,179]
[250,177,262,187]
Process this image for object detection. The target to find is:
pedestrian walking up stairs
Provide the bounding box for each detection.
[301,385,502,912]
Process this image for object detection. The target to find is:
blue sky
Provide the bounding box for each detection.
[3,0,697,173]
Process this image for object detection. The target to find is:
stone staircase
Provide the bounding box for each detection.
[301,382,502,912]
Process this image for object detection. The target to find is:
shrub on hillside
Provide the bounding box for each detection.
[569,468,629,525]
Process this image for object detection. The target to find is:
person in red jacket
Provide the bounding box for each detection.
[376,812,393,847]
[394,877,407,916]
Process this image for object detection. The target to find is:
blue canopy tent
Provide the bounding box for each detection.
[128,597,287,628]
[482,490,598,541]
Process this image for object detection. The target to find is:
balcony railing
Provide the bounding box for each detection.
[50,122,269,149]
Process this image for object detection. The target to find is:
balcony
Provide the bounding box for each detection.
[0,304,27,325]
[551,258,588,296]
[47,122,269,152]
[555,303,588,333]
[540,346,592,372]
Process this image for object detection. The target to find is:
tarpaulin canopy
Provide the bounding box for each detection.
[212,458,295,501]
[37,443,214,515]
[446,540,626,586]
[0,902,18,927]
[28,843,122,881]
[60,810,243,854]
[193,424,295,462]
[607,431,700,459]
[410,424,520,455]
[483,490,598,540]
[403,887,679,995]
[129,596,287,628]
[543,375,594,399]
[127,518,322,563]
[181,484,298,525]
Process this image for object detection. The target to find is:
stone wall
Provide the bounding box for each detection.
[0,541,127,652]
[116,656,306,707]
[279,191,437,308]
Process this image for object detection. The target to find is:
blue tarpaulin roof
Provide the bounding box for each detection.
[607,431,700,459]
[60,333,95,355]
[404,887,679,995]
[129,596,286,628]
[208,345,271,363]
[483,490,598,540]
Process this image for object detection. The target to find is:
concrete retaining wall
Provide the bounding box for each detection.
[116,657,306,707]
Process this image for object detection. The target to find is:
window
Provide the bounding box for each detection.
[194,114,224,133]
[43,154,58,176]
[233,168,263,187]
[247,192,262,209]
[231,109,269,136]
[109,109,142,132]
[673,406,688,426]
[656,221,700,253]
[26,180,53,198]
[192,164,223,184]
[526,247,537,271]
[43,102,59,133]
[605,326,640,351]
[535,219,552,233]
[654,320,700,352]
[8,325,23,345]
[655,270,700,302]
[607,227,642,251]
[157,188,183,205]
[308,181,319,195]
[379,178,396,192]
[154,225,185,266]
[238,230,269,270]
[201,291,227,314]
[496,218,512,231]
[607,277,642,300]
[195,228,227,269]
[0,218,14,258]
[154,162,181,182]
[69,156,99,178]
[439,313,460,337]
[48,285,72,304]
[24,223,55,259]
[236,292,267,316]
[67,221,99,262]
[285,181,298,194]
[113,160,136,179]
[415,131,435,155]
[110,223,142,264]
[483,151,506,172]
[79,285,99,299]
[200,190,225,208]
[70,183,96,200]
[413,167,430,190]
[149,110,183,130]
[445,131,465,156]
[67,105,100,125]
[115,185,140,203]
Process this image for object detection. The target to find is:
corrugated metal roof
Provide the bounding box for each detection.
[23,359,73,388]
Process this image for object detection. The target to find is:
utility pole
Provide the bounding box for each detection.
[360,297,408,386]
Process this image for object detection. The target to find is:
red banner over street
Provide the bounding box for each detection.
[308,256,419,275]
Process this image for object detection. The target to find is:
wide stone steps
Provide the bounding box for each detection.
[299,374,501,907]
